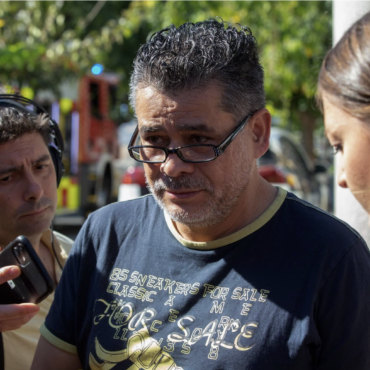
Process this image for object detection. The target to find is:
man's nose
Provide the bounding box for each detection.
[160,152,195,178]
[23,173,44,201]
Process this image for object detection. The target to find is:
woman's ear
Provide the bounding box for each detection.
[249,108,271,159]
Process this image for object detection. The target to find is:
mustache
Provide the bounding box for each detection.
[149,176,214,193]
[16,198,54,217]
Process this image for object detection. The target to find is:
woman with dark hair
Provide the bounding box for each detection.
[317,11,370,219]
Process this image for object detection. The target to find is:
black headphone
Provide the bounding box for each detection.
[0,94,64,187]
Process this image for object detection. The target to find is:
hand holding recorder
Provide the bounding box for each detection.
[0,266,39,332]
[0,236,54,332]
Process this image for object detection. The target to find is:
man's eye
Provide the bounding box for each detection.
[332,144,343,155]
[0,175,11,183]
[142,136,166,145]
[190,135,209,144]
[35,162,50,171]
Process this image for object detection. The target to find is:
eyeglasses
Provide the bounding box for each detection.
[128,113,253,164]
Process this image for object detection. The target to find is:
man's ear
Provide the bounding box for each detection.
[249,108,271,159]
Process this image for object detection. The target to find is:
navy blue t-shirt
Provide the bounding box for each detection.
[42,188,370,369]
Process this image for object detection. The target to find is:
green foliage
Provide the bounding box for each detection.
[116,1,332,130]
[0,1,130,95]
[0,1,332,147]
[109,1,332,156]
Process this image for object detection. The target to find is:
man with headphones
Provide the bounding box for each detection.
[0,95,73,370]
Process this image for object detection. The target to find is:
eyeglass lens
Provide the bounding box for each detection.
[132,146,216,163]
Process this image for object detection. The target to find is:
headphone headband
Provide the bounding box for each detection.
[0,94,50,113]
[0,94,64,152]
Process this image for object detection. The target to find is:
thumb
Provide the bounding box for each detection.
[0,266,21,285]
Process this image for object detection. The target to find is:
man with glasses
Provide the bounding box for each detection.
[32,19,370,370]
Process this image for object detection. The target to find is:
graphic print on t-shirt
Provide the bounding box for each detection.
[89,267,270,369]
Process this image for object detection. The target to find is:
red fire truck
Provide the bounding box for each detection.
[44,73,121,225]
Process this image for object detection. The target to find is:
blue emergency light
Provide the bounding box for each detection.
[91,64,104,75]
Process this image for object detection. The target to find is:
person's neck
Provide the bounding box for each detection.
[36,233,57,284]
[27,235,43,255]
[173,179,277,243]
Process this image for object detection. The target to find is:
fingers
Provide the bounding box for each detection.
[0,266,21,285]
[0,303,40,332]
[0,266,40,332]
[0,312,39,331]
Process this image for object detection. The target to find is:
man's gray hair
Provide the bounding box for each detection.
[129,18,265,122]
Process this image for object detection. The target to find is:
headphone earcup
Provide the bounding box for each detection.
[48,145,64,188]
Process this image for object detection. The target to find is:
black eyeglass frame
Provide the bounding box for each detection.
[128,112,254,164]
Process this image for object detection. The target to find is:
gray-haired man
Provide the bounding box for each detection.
[33,19,370,370]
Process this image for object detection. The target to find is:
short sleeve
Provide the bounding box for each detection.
[315,237,370,369]
[41,222,87,353]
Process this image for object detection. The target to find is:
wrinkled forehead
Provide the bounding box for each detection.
[135,84,231,132]
[0,132,50,163]
[136,82,225,111]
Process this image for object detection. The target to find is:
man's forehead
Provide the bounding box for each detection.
[136,84,224,111]
[138,121,216,134]
[0,152,51,177]
[135,85,229,134]
[0,133,49,160]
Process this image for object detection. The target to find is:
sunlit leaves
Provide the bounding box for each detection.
[0,1,129,94]
[118,1,331,129]
[0,0,331,145]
